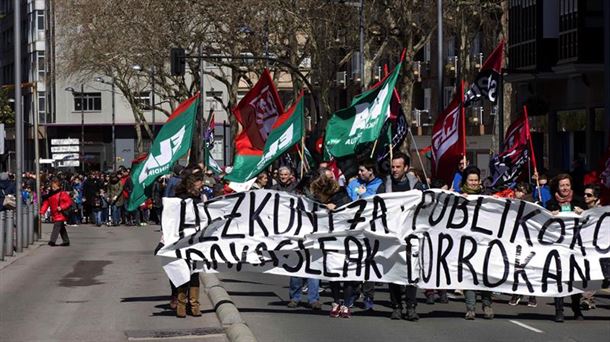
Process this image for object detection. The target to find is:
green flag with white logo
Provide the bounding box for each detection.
[127,94,200,211]
[324,62,402,158]
[224,93,304,183]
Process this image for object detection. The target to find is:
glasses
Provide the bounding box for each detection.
[584,193,595,198]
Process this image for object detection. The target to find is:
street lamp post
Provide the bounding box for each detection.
[65,85,85,172]
[95,77,116,171]
[132,65,156,139]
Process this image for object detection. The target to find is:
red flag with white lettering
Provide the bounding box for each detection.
[232,69,285,151]
[431,81,466,184]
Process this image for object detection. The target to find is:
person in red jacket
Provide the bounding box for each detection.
[40,177,72,246]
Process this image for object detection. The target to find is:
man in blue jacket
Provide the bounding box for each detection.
[346,158,384,311]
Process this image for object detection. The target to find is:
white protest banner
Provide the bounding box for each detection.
[157,189,610,297]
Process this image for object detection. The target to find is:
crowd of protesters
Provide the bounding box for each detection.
[0,150,608,322]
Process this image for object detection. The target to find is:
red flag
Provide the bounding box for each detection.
[489,109,532,187]
[432,81,466,184]
[232,69,284,151]
[464,40,505,106]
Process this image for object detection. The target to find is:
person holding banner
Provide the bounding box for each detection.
[309,171,356,318]
[346,158,385,311]
[384,152,425,321]
[580,183,603,311]
[172,166,206,318]
[546,174,585,322]
[459,166,495,320]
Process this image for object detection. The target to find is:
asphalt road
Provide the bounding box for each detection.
[0,223,227,342]
[217,271,610,342]
[2,223,609,342]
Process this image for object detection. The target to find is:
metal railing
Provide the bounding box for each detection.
[1,203,39,261]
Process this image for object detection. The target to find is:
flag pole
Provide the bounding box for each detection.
[369,139,379,158]
[460,80,467,167]
[522,105,541,201]
[408,127,429,187]
[300,136,306,178]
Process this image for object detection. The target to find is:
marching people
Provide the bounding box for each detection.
[283,168,322,310]
[459,165,495,320]
[546,173,585,322]
[384,153,425,321]
[346,158,385,311]
[309,170,355,318]
[508,183,538,308]
[251,171,269,190]
[107,173,124,226]
[171,166,206,318]
[579,183,603,311]
[40,177,72,247]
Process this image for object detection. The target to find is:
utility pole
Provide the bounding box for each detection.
[14,0,24,242]
[437,0,444,113]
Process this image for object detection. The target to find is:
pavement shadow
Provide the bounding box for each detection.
[121,295,171,302]
[221,278,268,285]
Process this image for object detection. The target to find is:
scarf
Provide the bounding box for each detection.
[554,189,573,206]
[461,184,482,195]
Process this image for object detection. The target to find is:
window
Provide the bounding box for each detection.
[37,51,45,81]
[37,11,45,31]
[134,91,151,110]
[423,42,431,62]
[73,92,102,111]
[445,36,455,58]
[38,92,46,124]
[206,91,222,111]
[424,88,431,111]
[443,86,454,108]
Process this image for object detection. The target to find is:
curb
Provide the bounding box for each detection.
[201,273,257,342]
[0,238,47,271]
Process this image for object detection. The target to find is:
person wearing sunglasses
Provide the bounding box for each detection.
[580,183,603,310]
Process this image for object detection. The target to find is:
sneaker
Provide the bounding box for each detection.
[404,307,419,321]
[390,307,402,320]
[363,296,374,311]
[509,294,521,306]
[339,305,351,318]
[426,294,435,305]
[329,303,340,318]
[310,301,322,310]
[47,241,56,247]
[302,285,308,294]
[287,300,298,308]
[527,297,537,308]
[574,313,584,321]
[465,310,476,320]
[483,306,494,320]
[59,242,70,247]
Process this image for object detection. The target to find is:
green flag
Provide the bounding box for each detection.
[127,95,200,211]
[225,93,304,183]
[324,62,402,158]
[205,146,223,174]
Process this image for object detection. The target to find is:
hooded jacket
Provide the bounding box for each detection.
[40,189,73,222]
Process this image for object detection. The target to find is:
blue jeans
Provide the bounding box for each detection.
[93,210,102,225]
[111,205,121,225]
[289,277,320,303]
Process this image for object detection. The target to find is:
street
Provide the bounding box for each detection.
[1,222,608,342]
[0,223,227,342]
[219,270,610,342]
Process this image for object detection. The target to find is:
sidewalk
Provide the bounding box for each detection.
[0,222,230,342]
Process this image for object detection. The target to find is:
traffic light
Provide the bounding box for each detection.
[170,48,186,76]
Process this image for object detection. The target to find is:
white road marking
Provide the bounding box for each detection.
[509,320,544,334]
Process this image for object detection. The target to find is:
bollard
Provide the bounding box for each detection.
[0,211,5,261]
[22,207,29,249]
[27,204,34,245]
[16,208,23,253]
[6,210,15,256]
